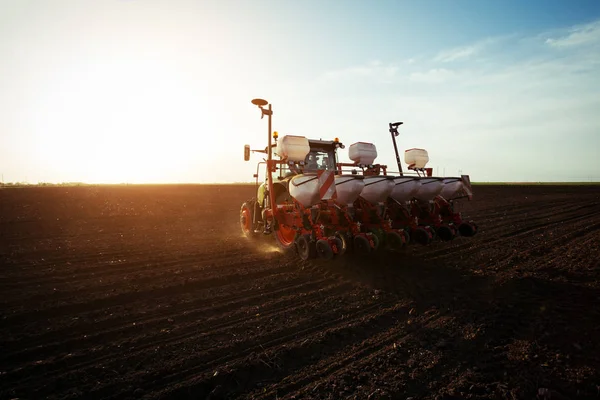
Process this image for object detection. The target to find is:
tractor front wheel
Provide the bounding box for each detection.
[240,201,259,239]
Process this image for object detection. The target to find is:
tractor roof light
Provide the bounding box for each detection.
[333,137,345,149]
[273,131,279,140]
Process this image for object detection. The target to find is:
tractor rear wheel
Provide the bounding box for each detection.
[240,201,259,239]
[274,223,297,251]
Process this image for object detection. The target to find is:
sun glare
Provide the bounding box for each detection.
[28,57,232,183]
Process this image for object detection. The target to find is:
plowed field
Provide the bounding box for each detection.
[1,184,599,400]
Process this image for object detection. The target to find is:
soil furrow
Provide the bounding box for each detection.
[0,263,293,324]
[1,276,333,360]
[254,309,445,400]
[3,283,362,394]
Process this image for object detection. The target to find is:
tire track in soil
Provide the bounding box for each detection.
[0,250,277,303]
[2,252,347,376]
[419,208,580,261]
[247,308,446,400]
[1,275,334,363]
[0,237,250,278]
[267,252,600,398]
[420,204,600,261]
[472,195,597,222]
[0,261,293,324]
[5,283,355,392]
[126,299,409,400]
[156,258,484,400]
[454,199,596,237]
[7,286,384,399]
[471,195,594,220]
[489,221,600,274]
[7,279,344,356]
[425,214,600,276]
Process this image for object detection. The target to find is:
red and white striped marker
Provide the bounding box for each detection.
[318,170,336,200]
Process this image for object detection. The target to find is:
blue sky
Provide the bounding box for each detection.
[1,0,599,183]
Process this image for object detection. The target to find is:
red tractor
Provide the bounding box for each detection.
[240,99,477,260]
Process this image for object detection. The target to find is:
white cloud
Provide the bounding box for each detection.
[545,19,600,48]
[434,44,478,62]
[433,36,504,63]
[409,68,455,84]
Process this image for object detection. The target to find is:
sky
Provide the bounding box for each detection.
[1,0,599,184]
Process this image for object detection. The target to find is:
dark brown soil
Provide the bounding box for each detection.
[1,184,599,399]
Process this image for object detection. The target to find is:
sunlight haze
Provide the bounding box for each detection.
[1,0,599,183]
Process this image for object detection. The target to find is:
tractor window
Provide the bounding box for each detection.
[304,150,335,172]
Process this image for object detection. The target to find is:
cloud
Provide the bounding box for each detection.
[434,44,478,63]
[545,19,600,48]
[409,68,455,84]
[433,37,502,63]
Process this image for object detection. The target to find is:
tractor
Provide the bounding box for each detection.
[240,99,477,260]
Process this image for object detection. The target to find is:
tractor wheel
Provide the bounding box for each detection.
[274,223,297,251]
[353,235,371,255]
[296,234,316,260]
[386,231,405,251]
[437,225,456,241]
[370,229,384,250]
[240,201,259,239]
[316,239,334,260]
[458,222,477,237]
[368,232,380,251]
[334,232,349,256]
[412,227,432,245]
[403,229,411,245]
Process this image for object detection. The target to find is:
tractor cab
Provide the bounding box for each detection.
[253,136,344,210]
[303,139,340,173]
[273,137,343,179]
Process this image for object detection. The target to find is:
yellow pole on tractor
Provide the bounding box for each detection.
[251,98,277,232]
